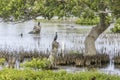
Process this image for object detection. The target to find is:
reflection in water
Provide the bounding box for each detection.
[0,21,120,75]
[32,34,41,49]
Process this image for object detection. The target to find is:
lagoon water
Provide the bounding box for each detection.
[0,21,120,75]
[0,20,91,53]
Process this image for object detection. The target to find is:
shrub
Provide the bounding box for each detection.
[111,18,120,33]
[0,58,5,65]
[76,17,99,25]
[21,58,51,70]
[0,69,120,80]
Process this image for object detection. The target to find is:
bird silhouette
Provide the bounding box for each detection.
[54,32,58,41]
[20,33,23,37]
[38,22,40,26]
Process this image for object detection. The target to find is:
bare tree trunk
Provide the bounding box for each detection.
[48,41,59,67]
[84,2,110,56]
[84,24,109,56]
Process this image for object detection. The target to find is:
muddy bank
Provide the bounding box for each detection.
[114,56,120,68]
[55,54,109,68]
[0,50,109,68]
[0,50,49,63]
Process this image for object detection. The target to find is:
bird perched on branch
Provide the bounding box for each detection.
[20,33,23,37]
[52,32,59,50]
[38,22,40,26]
[54,32,58,41]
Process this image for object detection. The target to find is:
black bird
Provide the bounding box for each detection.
[20,33,23,37]
[54,32,58,41]
[38,22,40,26]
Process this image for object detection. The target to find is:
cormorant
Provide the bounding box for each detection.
[54,32,58,41]
[38,22,40,26]
[20,33,23,37]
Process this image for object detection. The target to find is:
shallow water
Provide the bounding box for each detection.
[0,21,91,53]
[0,21,120,75]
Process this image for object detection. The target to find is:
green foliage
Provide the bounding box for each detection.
[76,17,99,25]
[116,18,120,23]
[0,58,5,65]
[0,0,45,21]
[111,18,120,33]
[69,50,79,54]
[110,0,120,18]
[0,0,119,22]
[0,69,120,80]
[21,58,51,70]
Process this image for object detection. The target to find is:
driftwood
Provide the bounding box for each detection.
[7,56,17,68]
[48,40,59,67]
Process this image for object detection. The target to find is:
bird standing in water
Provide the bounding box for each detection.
[38,22,40,26]
[28,22,41,34]
[54,32,58,41]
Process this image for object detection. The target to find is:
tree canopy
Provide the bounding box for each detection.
[0,0,120,22]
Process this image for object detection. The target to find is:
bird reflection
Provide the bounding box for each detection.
[32,35,41,47]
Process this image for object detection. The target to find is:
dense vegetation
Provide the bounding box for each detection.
[76,17,99,25]
[21,58,51,70]
[111,18,120,33]
[0,68,119,80]
[0,57,119,80]
[0,0,119,22]
[0,58,5,65]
